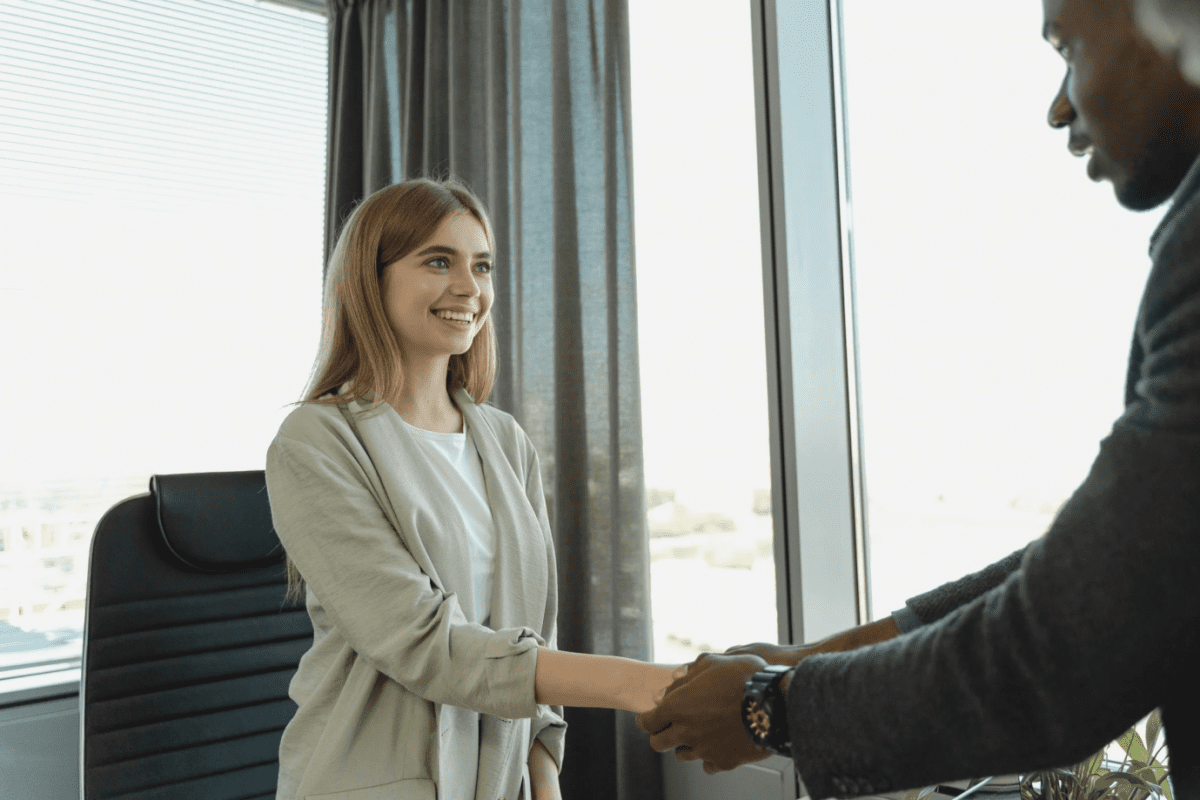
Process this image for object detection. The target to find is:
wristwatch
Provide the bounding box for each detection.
[742,664,792,756]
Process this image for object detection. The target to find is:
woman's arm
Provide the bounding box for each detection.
[534,647,683,714]
[528,738,562,800]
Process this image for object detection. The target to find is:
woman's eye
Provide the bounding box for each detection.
[428,257,450,269]
[475,262,493,274]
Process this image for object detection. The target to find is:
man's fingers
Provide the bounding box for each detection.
[639,708,687,752]
[674,744,701,762]
[648,723,687,753]
[662,673,691,697]
[634,708,662,734]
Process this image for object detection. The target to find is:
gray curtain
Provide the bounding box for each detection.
[323,2,660,799]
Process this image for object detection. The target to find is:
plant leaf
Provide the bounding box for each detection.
[1082,769,1108,800]
[1095,773,1153,794]
[1077,748,1106,778]
[1132,767,1162,786]
[1118,729,1151,765]
[1145,709,1162,755]
[904,784,940,800]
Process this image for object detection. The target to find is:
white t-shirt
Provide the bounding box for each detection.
[400,415,497,627]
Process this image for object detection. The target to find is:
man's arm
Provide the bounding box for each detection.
[725,616,902,666]
[640,430,1200,788]
[638,534,1030,774]
[726,546,1028,668]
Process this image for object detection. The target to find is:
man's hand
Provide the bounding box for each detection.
[635,652,773,774]
[725,616,903,667]
[724,641,810,665]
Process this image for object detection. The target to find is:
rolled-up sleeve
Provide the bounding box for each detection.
[521,435,568,769]
[266,432,543,720]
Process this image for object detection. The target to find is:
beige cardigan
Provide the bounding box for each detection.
[265,388,566,800]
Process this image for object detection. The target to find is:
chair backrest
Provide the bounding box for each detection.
[81,470,313,800]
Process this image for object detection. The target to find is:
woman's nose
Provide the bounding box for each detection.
[450,267,481,296]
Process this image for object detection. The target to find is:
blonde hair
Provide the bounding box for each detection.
[282,178,498,605]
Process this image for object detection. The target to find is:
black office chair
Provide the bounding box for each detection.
[81,471,313,799]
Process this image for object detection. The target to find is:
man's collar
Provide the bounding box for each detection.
[1150,153,1200,259]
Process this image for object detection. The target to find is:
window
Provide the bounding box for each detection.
[629,0,778,663]
[0,0,327,684]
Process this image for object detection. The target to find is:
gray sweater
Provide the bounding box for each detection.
[787,156,1200,799]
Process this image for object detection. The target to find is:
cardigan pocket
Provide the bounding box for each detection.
[306,777,435,800]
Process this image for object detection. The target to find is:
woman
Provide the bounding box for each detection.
[266,178,680,800]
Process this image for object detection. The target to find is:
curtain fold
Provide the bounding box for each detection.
[324,2,659,798]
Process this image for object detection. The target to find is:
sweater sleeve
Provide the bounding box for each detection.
[893,546,1029,632]
[266,432,543,720]
[519,430,568,770]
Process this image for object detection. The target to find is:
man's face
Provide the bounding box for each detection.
[1044,0,1200,210]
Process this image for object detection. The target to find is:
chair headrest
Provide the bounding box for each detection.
[151,471,284,573]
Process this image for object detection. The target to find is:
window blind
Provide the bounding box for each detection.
[0,0,327,206]
[0,0,327,681]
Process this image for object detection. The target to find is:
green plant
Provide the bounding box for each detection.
[902,708,1171,800]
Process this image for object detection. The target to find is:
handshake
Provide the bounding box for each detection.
[632,641,809,775]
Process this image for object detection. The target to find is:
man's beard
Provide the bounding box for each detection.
[1117,124,1200,211]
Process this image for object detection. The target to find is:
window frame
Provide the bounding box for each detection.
[661,4,866,796]
[755,0,867,651]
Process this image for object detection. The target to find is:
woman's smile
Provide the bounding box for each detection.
[433,308,477,328]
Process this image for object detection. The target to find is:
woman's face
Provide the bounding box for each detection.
[380,212,494,364]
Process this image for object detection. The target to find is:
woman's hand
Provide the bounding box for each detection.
[625,662,687,714]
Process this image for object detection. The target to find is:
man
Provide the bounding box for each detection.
[636,0,1200,797]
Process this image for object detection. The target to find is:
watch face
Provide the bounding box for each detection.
[761,688,790,754]
[743,668,791,756]
[746,701,772,741]
[764,696,784,734]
